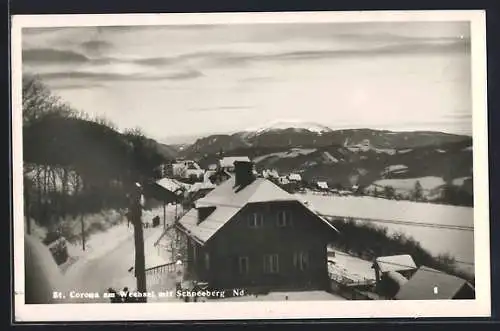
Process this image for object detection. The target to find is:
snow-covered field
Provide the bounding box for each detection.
[253,148,317,163]
[372,176,445,191]
[299,193,475,275]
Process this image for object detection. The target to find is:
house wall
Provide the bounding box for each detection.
[190,201,336,292]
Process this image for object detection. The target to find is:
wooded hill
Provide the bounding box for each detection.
[22,75,170,231]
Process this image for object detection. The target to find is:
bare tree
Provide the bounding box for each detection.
[22,74,75,125]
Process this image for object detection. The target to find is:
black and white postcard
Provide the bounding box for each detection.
[11,10,490,321]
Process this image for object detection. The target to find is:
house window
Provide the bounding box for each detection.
[293,251,309,271]
[238,256,249,274]
[204,252,210,270]
[263,254,279,274]
[277,210,292,227]
[248,213,264,228]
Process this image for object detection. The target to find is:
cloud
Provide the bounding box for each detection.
[80,40,113,54]
[22,48,90,63]
[124,38,469,69]
[47,83,104,90]
[34,68,204,83]
[133,57,179,66]
[186,106,253,112]
[223,39,470,64]
[167,69,204,80]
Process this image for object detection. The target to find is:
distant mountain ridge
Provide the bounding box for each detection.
[158,123,473,205]
[178,123,471,160]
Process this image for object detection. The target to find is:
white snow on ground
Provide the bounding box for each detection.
[372,176,445,191]
[29,219,48,240]
[452,176,471,186]
[253,148,316,163]
[322,151,339,163]
[384,164,408,173]
[298,193,473,229]
[398,149,413,154]
[297,193,475,275]
[102,226,172,295]
[144,226,170,269]
[65,221,133,263]
[374,148,396,155]
[220,290,346,301]
[328,249,375,282]
[63,205,180,272]
[462,146,473,152]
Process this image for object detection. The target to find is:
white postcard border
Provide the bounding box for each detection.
[11,10,490,322]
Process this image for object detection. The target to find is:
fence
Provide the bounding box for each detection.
[329,279,377,300]
[145,259,192,289]
[328,271,377,300]
[145,261,179,289]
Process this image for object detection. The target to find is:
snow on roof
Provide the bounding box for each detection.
[288,173,302,181]
[395,266,473,300]
[385,164,409,173]
[203,170,216,182]
[373,255,417,273]
[177,177,338,244]
[188,182,216,193]
[156,178,187,193]
[219,156,251,168]
[279,177,290,184]
[317,181,329,189]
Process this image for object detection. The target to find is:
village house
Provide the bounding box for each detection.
[288,173,302,182]
[175,160,339,293]
[394,266,475,300]
[317,181,329,191]
[278,176,290,185]
[172,160,205,181]
[262,169,280,179]
[219,156,251,173]
[205,168,232,185]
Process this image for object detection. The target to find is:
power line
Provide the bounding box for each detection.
[320,213,474,232]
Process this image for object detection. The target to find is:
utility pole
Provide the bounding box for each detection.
[130,182,147,302]
[80,214,86,251]
[163,201,166,229]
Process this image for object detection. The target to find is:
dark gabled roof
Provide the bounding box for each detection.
[394,266,474,300]
[176,177,338,245]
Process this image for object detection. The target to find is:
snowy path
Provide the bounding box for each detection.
[63,226,167,303]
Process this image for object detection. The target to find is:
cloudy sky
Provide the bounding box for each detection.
[22,21,472,143]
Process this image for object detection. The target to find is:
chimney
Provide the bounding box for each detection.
[197,206,216,225]
[234,160,255,187]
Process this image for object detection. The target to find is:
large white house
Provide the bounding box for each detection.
[172,160,205,180]
[219,156,251,172]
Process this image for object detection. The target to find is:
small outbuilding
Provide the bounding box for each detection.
[394,266,475,300]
